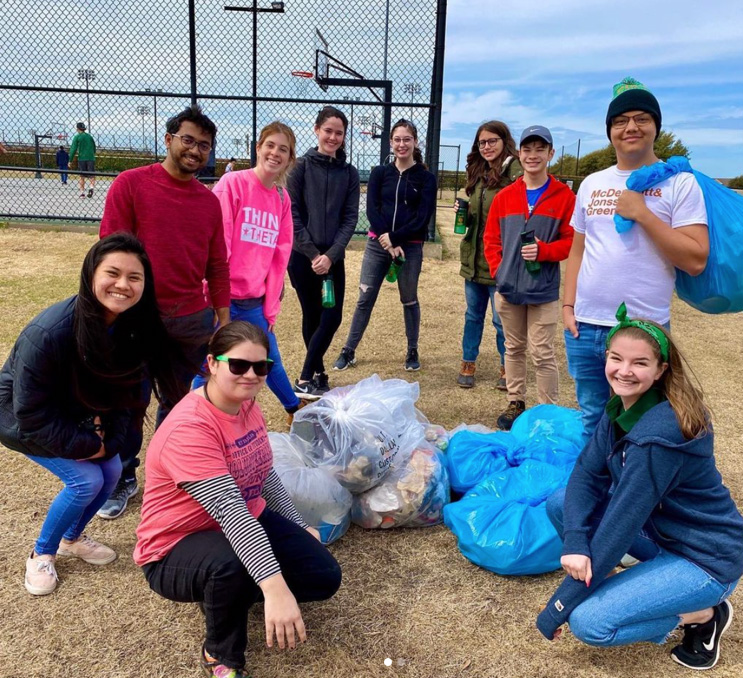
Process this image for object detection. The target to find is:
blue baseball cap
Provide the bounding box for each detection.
[520,125,553,146]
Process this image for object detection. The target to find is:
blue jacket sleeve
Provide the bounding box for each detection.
[536,442,683,639]
[388,170,437,247]
[365,166,387,236]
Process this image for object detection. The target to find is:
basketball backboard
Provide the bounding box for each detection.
[314,29,329,92]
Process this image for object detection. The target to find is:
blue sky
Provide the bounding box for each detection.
[440,0,743,178]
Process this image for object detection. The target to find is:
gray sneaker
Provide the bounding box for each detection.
[333,347,356,371]
[97,478,138,520]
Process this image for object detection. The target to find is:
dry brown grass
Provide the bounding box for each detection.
[1,215,742,678]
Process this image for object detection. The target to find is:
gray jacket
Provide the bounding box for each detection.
[286,148,360,263]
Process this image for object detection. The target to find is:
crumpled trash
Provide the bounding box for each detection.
[269,432,352,544]
[351,441,450,529]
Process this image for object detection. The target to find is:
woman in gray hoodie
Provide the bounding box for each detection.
[287,107,360,398]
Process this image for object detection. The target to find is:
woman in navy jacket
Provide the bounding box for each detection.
[333,119,436,372]
[0,233,182,596]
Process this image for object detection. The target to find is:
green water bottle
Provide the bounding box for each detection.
[454,198,469,234]
[321,274,336,308]
[520,230,541,276]
[385,255,406,283]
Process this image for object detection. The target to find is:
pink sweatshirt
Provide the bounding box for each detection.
[212,169,293,325]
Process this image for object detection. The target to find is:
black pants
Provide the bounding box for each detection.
[142,509,342,670]
[288,253,346,381]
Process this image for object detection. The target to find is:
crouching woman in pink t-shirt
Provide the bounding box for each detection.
[134,321,341,678]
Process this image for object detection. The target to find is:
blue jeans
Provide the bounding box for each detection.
[462,279,505,364]
[564,322,613,442]
[546,487,738,646]
[192,301,300,411]
[345,239,423,351]
[27,454,122,556]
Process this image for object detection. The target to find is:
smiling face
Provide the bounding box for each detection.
[477,130,504,165]
[164,120,212,179]
[391,124,417,162]
[207,339,268,406]
[605,333,667,409]
[91,251,145,324]
[518,139,554,179]
[315,116,345,157]
[609,109,657,163]
[256,132,292,179]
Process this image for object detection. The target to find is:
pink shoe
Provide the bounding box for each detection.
[25,552,58,596]
[57,535,117,565]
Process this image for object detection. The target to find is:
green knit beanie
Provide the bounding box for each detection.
[606,77,661,140]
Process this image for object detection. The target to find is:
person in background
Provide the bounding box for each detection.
[484,126,575,430]
[69,122,96,198]
[98,104,230,519]
[333,119,436,373]
[455,120,522,390]
[135,321,342,678]
[538,305,743,671]
[0,234,183,596]
[287,106,360,398]
[56,145,69,185]
[562,78,708,440]
[225,157,236,174]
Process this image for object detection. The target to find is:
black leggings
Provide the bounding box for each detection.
[288,253,346,381]
[143,509,342,670]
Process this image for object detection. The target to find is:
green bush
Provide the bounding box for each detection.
[728,175,743,190]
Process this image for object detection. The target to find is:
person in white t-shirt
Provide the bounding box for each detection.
[562,78,708,439]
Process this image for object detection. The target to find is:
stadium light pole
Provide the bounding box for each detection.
[136,106,150,152]
[224,2,286,167]
[77,68,95,132]
[403,83,422,124]
[145,88,164,160]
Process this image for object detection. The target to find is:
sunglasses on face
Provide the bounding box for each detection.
[215,355,274,377]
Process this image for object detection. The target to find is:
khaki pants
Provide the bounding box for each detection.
[494,294,559,404]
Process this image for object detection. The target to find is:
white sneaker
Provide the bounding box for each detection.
[25,553,58,596]
[57,535,117,565]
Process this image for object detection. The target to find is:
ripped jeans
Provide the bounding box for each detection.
[344,238,423,351]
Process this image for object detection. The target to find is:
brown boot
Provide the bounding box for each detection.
[497,400,526,431]
[457,361,476,388]
[496,364,507,391]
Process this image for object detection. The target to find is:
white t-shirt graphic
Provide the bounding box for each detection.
[572,165,707,326]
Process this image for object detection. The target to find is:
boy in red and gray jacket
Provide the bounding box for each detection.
[484,125,575,430]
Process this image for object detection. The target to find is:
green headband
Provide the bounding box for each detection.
[606,302,670,362]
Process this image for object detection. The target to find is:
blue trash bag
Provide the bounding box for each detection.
[446,430,514,494]
[613,156,743,314]
[443,460,571,575]
[507,405,584,467]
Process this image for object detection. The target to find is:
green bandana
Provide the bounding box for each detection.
[606,302,670,362]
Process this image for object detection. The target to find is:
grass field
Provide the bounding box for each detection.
[1,210,742,678]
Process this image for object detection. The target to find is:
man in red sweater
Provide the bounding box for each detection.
[484,126,575,430]
[97,104,230,519]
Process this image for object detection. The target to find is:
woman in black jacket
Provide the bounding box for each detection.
[333,119,437,372]
[287,106,360,398]
[0,233,182,596]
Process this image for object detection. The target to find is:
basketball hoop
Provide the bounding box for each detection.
[291,70,314,97]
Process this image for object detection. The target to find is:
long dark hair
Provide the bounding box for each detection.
[464,120,518,196]
[315,106,348,151]
[73,233,185,409]
[391,119,425,167]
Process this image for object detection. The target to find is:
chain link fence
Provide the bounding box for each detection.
[0,0,445,226]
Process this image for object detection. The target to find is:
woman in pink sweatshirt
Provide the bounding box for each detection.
[209,121,302,418]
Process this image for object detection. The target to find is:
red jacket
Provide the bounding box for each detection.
[483,176,575,305]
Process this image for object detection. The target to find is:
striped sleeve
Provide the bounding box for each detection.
[181,474,280,583]
[261,468,308,528]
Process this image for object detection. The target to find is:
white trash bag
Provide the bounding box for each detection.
[269,432,352,544]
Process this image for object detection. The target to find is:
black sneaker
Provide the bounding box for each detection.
[314,372,330,395]
[496,400,526,431]
[671,600,733,670]
[333,347,356,371]
[404,347,421,371]
[97,477,139,519]
[293,379,322,400]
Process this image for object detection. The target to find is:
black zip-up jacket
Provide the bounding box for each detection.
[0,297,130,461]
[286,148,360,263]
[366,161,437,247]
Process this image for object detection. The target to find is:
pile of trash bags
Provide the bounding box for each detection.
[443,405,584,576]
[272,375,451,544]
